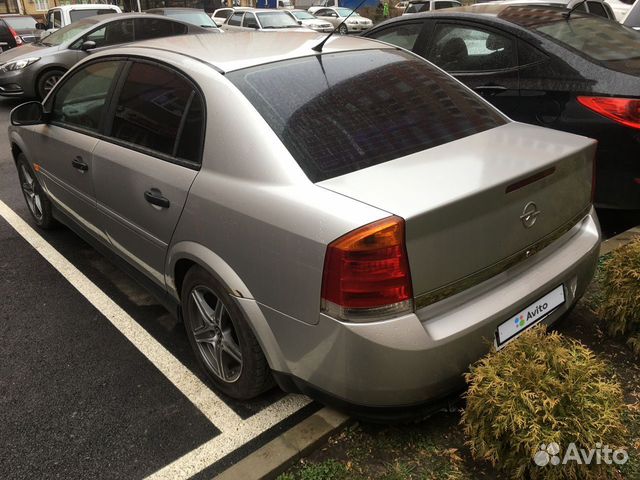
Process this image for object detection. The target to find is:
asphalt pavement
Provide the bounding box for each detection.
[0,98,317,479]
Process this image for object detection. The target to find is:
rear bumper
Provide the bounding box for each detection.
[255,208,600,408]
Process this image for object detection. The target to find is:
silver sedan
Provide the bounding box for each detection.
[9,32,600,415]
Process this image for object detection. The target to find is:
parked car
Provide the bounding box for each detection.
[211,7,252,26]
[364,5,640,209]
[0,14,210,99]
[38,4,122,35]
[145,7,222,30]
[9,31,600,416]
[622,0,639,28]
[308,0,339,13]
[474,0,616,20]
[403,0,462,14]
[284,9,334,31]
[221,8,312,31]
[313,7,373,34]
[0,14,42,50]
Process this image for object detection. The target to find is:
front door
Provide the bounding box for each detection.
[93,61,203,285]
[32,60,122,241]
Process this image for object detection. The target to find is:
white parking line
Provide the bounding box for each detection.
[0,199,311,477]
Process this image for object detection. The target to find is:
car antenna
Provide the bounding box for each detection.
[563,0,587,19]
[312,0,369,52]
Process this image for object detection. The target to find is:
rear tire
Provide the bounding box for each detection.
[16,154,56,229]
[37,69,65,100]
[181,265,273,399]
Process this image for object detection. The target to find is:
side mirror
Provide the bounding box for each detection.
[10,101,46,126]
[81,40,96,51]
[297,20,302,24]
[35,22,46,30]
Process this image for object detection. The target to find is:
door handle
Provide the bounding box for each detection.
[71,156,88,172]
[144,188,170,209]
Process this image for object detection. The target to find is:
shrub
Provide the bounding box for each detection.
[462,326,627,480]
[597,237,640,356]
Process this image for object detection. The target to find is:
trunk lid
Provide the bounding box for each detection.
[318,122,595,304]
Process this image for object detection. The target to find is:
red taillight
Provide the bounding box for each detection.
[577,96,640,130]
[321,216,413,322]
[8,26,22,46]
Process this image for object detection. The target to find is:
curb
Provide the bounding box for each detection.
[601,225,640,256]
[214,407,351,480]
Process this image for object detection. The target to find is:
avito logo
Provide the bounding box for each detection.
[527,302,549,320]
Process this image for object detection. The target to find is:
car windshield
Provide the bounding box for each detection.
[535,15,640,72]
[4,16,37,30]
[256,12,299,28]
[69,8,118,22]
[162,11,217,27]
[336,7,356,16]
[293,11,316,19]
[38,18,98,46]
[229,49,506,182]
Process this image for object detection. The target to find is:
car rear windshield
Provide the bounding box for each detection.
[70,8,119,22]
[228,49,506,182]
[535,15,640,73]
[4,16,37,30]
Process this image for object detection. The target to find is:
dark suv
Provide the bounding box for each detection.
[0,14,40,51]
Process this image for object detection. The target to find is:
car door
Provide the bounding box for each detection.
[424,21,520,114]
[92,60,202,285]
[315,8,339,27]
[33,59,124,241]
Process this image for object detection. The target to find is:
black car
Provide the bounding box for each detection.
[363,5,640,209]
[145,7,221,29]
[0,14,41,50]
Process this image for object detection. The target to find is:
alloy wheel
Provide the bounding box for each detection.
[20,164,43,221]
[189,286,243,383]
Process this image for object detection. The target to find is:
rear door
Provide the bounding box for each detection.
[425,21,520,114]
[92,60,203,285]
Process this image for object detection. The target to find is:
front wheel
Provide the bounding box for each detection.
[338,23,348,35]
[37,69,65,100]
[16,154,56,229]
[181,266,273,399]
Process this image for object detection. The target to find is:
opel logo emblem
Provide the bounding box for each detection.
[520,202,540,228]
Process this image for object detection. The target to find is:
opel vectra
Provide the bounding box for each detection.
[9,32,600,416]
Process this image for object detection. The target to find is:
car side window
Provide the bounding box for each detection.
[434,1,456,9]
[517,39,547,66]
[109,62,204,163]
[228,12,244,26]
[135,18,187,40]
[587,1,609,18]
[51,61,121,133]
[366,22,424,51]
[243,13,259,28]
[85,19,134,48]
[428,23,516,72]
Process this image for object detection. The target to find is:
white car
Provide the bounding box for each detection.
[312,7,373,34]
[221,8,313,31]
[38,4,122,35]
[285,9,334,32]
[606,0,634,21]
[308,0,339,14]
[403,0,461,14]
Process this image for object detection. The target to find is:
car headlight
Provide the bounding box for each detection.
[347,19,358,24]
[0,57,40,73]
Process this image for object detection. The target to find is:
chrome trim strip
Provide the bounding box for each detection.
[414,205,592,311]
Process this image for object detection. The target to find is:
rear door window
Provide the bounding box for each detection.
[228,12,244,26]
[228,49,505,182]
[243,13,259,29]
[108,62,203,163]
[428,23,517,72]
[85,19,134,48]
[434,1,460,9]
[134,18,187,40]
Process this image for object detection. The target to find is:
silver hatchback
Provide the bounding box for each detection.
[9,33,600,416]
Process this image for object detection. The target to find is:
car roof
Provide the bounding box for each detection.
[118,32,391,73]
[393,3,597,28]
[52,4,120,10]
